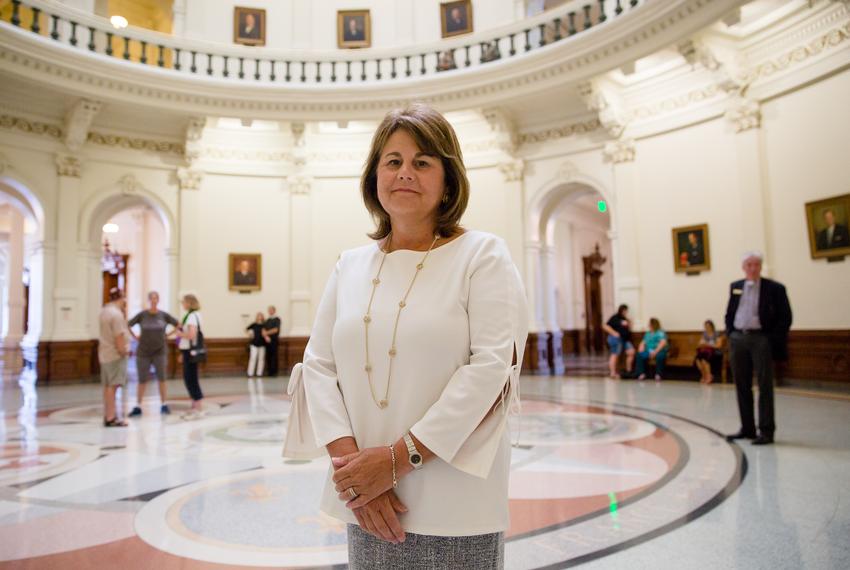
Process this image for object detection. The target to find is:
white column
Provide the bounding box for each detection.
[541,243,565,374]
[727,98,771,270]
[3,209,25,346]
[288,176,312,336]
[51,155,86,340]
[165,247,179,315]
[524,240,546,333]
[605,139,643,323]
[177,168,202,299]
[499,159,526,277]
[171,0,187,36]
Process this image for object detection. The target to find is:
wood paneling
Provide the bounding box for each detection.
[25,330,849,384]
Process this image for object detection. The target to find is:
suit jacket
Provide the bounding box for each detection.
[816,223,850,250]
[724,277,792,360]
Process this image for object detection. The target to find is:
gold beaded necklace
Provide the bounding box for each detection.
[363,232,440,409]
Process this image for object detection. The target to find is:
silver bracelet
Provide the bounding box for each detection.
[388,444,398,488]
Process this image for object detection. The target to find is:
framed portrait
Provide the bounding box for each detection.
[234,6,266,46]
[229,253,262,292]
[440,0,473,38]
[805,193,850,259]
[337,10,371,49]
[672,224,711,274]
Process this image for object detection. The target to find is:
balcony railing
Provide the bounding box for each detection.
[1,0,642,85]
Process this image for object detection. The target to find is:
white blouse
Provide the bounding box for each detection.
[302,230,527,536]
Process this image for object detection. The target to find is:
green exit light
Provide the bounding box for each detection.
[597,200,607,213]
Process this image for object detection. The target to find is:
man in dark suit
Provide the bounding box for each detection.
[241,13,261,40]
[233,259,256,286]
[685,231,704,266]
[446,6,468,34]
[724,251,792,445]
[815,209,850,250]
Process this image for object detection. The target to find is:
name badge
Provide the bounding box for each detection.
[732,289,743,295]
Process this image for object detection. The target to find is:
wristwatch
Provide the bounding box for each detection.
[403,433,423,470]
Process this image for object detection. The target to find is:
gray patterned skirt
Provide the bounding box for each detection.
[347,524,504,570]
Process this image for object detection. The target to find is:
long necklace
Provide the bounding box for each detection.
[363,233,439,409]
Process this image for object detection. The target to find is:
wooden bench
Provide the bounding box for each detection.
[631,331,728,382]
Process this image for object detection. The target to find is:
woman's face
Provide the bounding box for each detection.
[181,298,189,311]
[376,129,446,230]
[148,293,159,308]
[256,313,264,323]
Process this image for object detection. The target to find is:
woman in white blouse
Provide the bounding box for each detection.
[302,103,527,569]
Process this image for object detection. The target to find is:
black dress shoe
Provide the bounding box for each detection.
[752,435,774,445]
[725,431,757,442]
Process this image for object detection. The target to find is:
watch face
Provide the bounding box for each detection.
[411,454,422,465]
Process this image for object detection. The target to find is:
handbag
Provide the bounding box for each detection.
[185,312,207,364]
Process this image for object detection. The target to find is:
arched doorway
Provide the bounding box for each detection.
[527,172,615,375]
[0,176,46,376]
[79,187,177,340]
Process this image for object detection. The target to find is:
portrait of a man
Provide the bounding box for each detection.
[441,1,473,38]
[229,253,262,291]
[806,194,850,259]
[338,10,371,48]
[234,7,266,46]
[672,224,711,273]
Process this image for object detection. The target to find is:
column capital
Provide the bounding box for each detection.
[498,158,524,182]
[287,174,312,195]
[603,139,636,164]
[725,95,761,133]
[177,167,203,191]
[63,99,102,152]
[55,154,82,178]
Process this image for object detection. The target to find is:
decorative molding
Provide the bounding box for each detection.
[725,95,761,132]
[518,118,601,145]
[63,99,102,152]
[287,174,312,195]
[87,131,184,155]
[176,167,202,191]
[482,108,519,154]
[603,139,636,164]
[184,116,207,163]
[498,159,524,182]
[556,160,580,182]
[55,154,82,178]
[0,114,62,139]
[0,151,8,175]
[743,20,850,84]
[627,84,723,121]
[578,80,629,139]
[119,173,142,195]
[201,146,293,162]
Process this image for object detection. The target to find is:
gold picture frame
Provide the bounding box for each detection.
[337,10,371,49]
[229,253,262,292]
[672,223,711,274]
[440,0,473,38]
[805,193,850,259]
[234,6,266,46]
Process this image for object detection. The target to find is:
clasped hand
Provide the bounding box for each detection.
[332,447,407,544]
[332,446,394,509]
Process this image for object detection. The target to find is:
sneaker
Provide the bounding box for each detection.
[160,404,171,415]
[637,373,646,380]
[181,410,200,421]
[128,407,142,417]
[654,374,662,382]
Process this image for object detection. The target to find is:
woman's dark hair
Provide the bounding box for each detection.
[617,304,629,316]
[649,317,661,331]
[704,319,716,334]
[361,103,469,240]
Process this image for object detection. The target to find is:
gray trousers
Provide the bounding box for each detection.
[729,331,775,436]
[136,351,167,383]
[347,524,504,570]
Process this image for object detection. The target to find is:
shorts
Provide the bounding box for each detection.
[100,357,128,387]
[607,335,634,355]
[136,352,167,382]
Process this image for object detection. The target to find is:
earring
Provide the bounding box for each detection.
[442,193,449,204]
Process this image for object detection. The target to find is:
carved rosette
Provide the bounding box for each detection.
[603,139,636,164]
[177,168,202,191]
[55,154,82,178]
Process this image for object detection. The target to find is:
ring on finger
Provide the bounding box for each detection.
[348,487,358,499]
